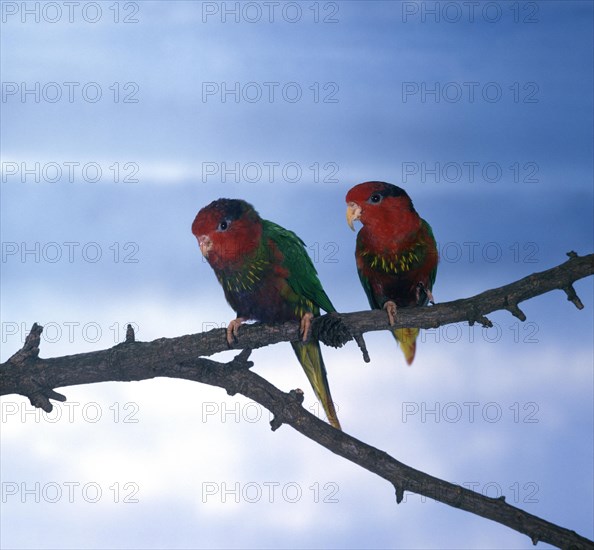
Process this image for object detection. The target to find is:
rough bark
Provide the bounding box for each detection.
[2,252,593,549]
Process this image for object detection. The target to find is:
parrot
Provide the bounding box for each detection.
[192,198,342,430]
[345,181,438,365]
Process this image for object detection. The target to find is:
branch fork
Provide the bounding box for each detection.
[2,253,593,549]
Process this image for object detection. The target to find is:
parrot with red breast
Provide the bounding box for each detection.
[192,198,341,429]
[345,182,438,364]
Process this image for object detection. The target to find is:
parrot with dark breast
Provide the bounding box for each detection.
[345,181,438,365]
[192,198,341,430]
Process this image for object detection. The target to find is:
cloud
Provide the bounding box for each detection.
[2,1,592,547]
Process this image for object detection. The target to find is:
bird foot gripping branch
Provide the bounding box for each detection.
[345,182,438,366]
[299,312,314,342]
[415,282,435,305]
[383,301,398,327]
[2,253,593,548]
[192,198,345,430]
[226,317,246,345]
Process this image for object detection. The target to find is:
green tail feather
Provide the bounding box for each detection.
[392,328,419,365]
[291,341,341,430]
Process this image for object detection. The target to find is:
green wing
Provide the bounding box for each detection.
[262,220,335,314]
[421,218,438,290]
[355,232,382,309]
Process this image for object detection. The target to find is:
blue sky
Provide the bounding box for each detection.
[1,1,593,549]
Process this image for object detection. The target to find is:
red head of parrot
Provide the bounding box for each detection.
[191,198,263,271]
[346,181,422,243]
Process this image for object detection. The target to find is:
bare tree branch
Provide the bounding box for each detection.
[1,252,593,549]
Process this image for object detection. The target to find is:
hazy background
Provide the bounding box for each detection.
[1,1,593,548]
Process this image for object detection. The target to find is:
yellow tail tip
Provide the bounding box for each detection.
[291,340,342,431]
[393,328,419,366]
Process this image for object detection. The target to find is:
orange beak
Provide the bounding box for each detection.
[346,202,362,231]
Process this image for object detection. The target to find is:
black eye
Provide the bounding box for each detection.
[217,220,229,231]
[369,193,382,204]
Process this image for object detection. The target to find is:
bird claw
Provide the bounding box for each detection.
[384,301,397,326]
[226,318,244,345]
[300,312,314,342]
[416,282,435,305]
